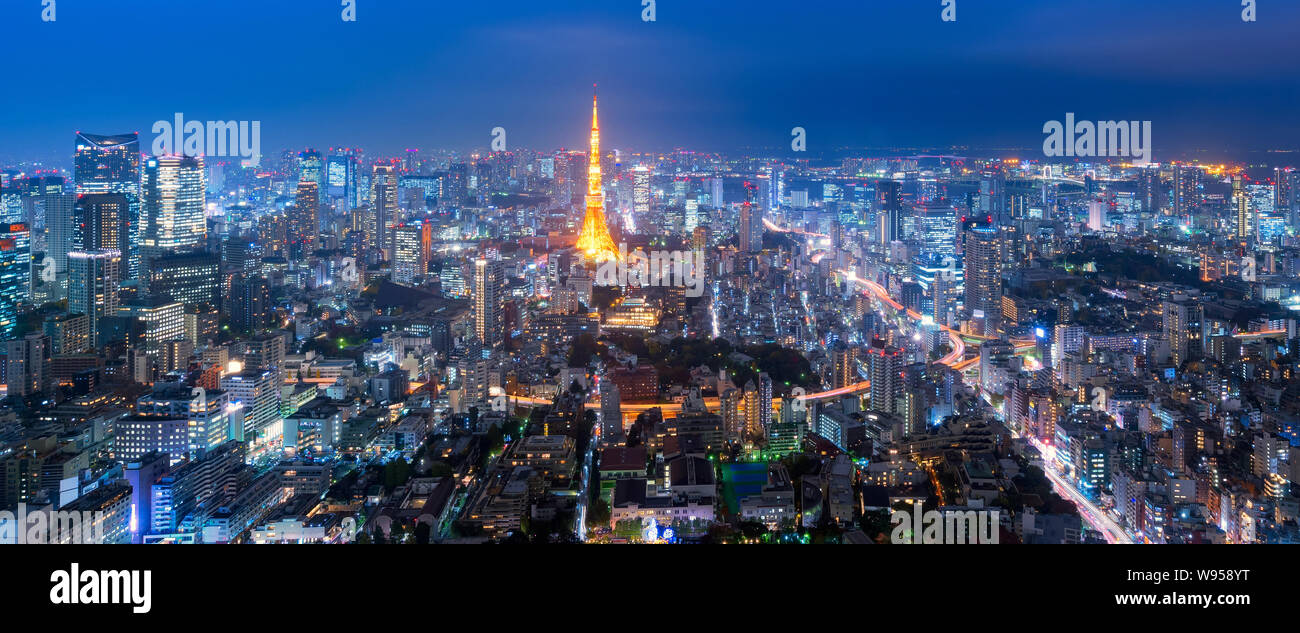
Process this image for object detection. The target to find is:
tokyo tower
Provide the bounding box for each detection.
[575,88,619,262]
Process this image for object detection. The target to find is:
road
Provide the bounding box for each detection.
[1021,433,1133,544]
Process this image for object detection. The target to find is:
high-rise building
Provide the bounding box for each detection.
[739,181,761,253]
[370,163,398,257]
[1163,299,1201,369]
[74,132,141,279]
[963,225,1002,336]
[221,368,282,446]
[141,155,206,280]
[979,169,1007,225]
[148,252,219,307]
[1172,164,1200,218]
[230,275,271,333]
[633,165,651,217]
[867,338,902,415]
[473,258,505,348]
[0,222,31,338]
[876,179,903,244]
[288,180,319,259]
[1233,174,1250,244]
[392,223,431,284]
[914,200,958,256]
[4,332,49,396]
[117,298,185,363]
[43,192,76,276]
[73,193,127,253]
[68,249,121,349]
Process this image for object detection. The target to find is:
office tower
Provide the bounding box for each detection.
[221,368,282,445]
[68,249,120,349]
[1172,164,1200,218]
[230,275,271,333]
[914,200,958,256]
[117,298,185,362]
[370,163,398,257]
[298,149,324,189]
[141,155,206,281]
[0,222,31,337]
[867,338,902,415]
[392,223,431,284]
[876,179,903,244]
[739,180,761,253]
[288,180,319,259]
[600,378,623,443]
[1087,200,1105,232]
[148,252,219,307]
[473,258,505,348]
[1137,166,1162,214]
[43,192,76,275]
[632,165,651,218]
[74,132,141,279]
[979,169,1006,225]
[1275,167,1297,228]
[72,193,127,254]
[1233,174,1250,244]
[4,332,49,396]
[963,225,1002,337]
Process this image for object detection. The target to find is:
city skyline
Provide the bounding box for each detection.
[2,0,1300,166]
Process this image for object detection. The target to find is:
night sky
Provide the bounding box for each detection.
[1,0,1298,164]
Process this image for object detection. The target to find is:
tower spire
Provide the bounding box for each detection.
[575,86,618,262]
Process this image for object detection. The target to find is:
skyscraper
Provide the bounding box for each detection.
[473,258,505,348]
[68,249,121,349]
[43,192,76,277]
[632,165,651,217]
[73,193,127,252]
[0,221,31,338]
[739,181,761,253]
[867,338,902,416]
[1233,174,1250,244]
[575,90,618,262]
[1172,164,1200,219]
[876,179,903,244]
[392,223,431,284]
[914,200,958,256]
[141,155,206,281]
[370,163,398,258]
[74,132,141,279]
[288,180,319,259]
[964,225,1002,337]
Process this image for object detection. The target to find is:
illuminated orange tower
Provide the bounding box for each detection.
[575,87,619,261]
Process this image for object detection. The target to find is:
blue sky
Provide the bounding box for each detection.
[1,0,1298,163]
